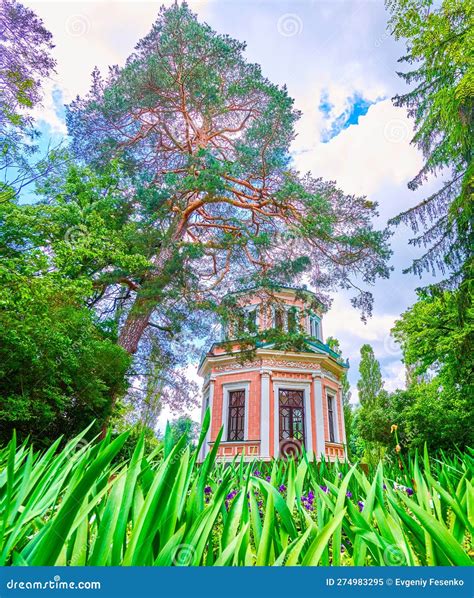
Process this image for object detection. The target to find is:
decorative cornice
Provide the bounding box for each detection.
[213,358,325,373]
[214,360,261,372]
[262,358,322,371]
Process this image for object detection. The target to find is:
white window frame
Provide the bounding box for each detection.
[222,381,250,442]
[244,305,259,332]
[272,379,313,456]
[309,315,321,339]
[272,305,287,330]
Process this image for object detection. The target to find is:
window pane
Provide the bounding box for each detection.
[279,389,305,445]
[327,395,335,442]
[274,308,284,330]
[288,309,297,332]
[247,309,257,332]
[228,389,245,441]
[310,316,319,338]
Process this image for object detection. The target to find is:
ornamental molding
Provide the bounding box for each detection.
[262,358,321,371]
[214,360,261,372]
[213,358,323,373]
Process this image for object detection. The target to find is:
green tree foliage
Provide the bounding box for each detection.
[387,382,472,452]
[167,415,199,448]
[67,2,391,360]
[0,0,63,203]
[387,0,473,289]
[0,197,131,445]
[391,288,474,450]
[355,345,391,460]
[393,289,473,388]
[357,344,385,405]
[0,161,211,442]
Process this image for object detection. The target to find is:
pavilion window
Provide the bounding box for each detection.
[247,308,258,333]
[274,307,285,330]
[287,308,298,333]
[227,389,245,441]
[327,394,335,443]
[310,315,320,339]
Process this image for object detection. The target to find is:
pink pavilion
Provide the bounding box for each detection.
[198,286,348,462]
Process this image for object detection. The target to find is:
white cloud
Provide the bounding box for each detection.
[294,100,423,197]
[323,293,403,391]
[383,361,406,393]
[25,0,212,131]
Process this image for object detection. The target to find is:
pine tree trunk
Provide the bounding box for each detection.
[118,240,177,354]
[101,241,178,437]
[118,295,156,355]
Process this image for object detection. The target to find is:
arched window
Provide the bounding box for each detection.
[287,307,298,333]
[233,307,259,337]
[247,307,258,332]
[273,307,285,330]
[309,315,320,339]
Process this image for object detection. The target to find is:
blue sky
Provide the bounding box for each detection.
[24,0,443,425]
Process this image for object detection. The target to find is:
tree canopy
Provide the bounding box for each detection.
[67,2,391,360]
[386,0,473,289]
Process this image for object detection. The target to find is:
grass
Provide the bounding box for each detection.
[0,411,472,566]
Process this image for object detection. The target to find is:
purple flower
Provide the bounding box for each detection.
[358,500,364,512]
[278,484,287,493]
[204,486,212,495]
[225,489,237,511]
[346,491,352,499]
[319,485,328,494]
[301,491,315,511]
[383,484,387,490]
[226,490,237,501]
[253,470,262,478]
[265,475,271,482]
[406,487,414,496]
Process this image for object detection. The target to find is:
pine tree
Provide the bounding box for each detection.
[386,0,473,290]
[67,2,391,360]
